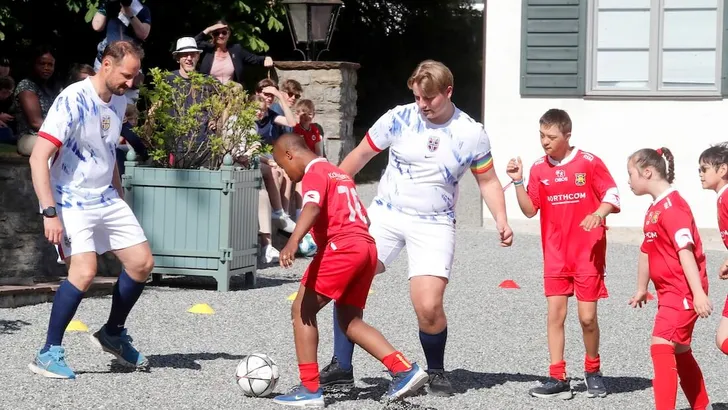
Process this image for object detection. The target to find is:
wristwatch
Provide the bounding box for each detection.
[40,206,57,218]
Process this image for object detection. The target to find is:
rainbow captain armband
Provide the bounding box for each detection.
[513,179,524,187]
[470,152,493,174]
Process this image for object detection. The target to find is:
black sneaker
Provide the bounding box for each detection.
[319,357,354,390]
[584,371,608,398]
[529,377,573,400]
[426,369,454,396]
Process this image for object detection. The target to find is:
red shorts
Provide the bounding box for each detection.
[301,239,377,309]
[544,275,608,302]
[652,305,698,345]
[723,295,728,318]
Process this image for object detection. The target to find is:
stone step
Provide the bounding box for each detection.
[0,277,117,309]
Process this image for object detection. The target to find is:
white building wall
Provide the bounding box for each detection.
[483,0,728,229]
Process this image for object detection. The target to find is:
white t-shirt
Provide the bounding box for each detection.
[366,103,493,219]
[38,78,127,210]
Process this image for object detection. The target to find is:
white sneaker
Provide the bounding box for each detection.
[260,245,280,264]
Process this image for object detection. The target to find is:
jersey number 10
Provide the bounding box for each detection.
[337,186,367,224]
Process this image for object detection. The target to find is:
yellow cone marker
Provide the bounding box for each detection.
[287,292,298,301]
[188,303,215,314]
[66,320,88,332]
[369,289,374,294]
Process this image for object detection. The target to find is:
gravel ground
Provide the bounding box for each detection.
[3,184,728,410]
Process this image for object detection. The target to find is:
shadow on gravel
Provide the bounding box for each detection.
[0,319,31,335]
[147,275,299,291]
[681,404,728,410]
[448,369,543,393]
[323,376,437,410]
[571,375,652,394]
[146,352,247,370]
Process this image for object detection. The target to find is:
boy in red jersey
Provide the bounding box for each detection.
[505,109,619,399]
[270,134,428,408]
[293,99,323,156]
[628,147,712,410]
[698,143,728,355]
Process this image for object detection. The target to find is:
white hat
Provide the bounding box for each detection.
[172,37,202,56]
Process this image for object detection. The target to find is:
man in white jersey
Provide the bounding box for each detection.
[321,60,513,395]
[28,41,154,380]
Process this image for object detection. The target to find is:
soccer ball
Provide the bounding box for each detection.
[235,353,280,397]
[298,233,318,257]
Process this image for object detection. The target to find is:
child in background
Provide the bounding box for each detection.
[292,99,323,222]
[628,147,712,410]
[698,143,728,356]
[116,104,148,175]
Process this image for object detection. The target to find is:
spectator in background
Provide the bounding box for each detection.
[0,75,15,145]
[116,104,149,175]
[64,63,95,89]
[195,20,274,85]
[0,56,10,78]
[14,46,61,156]
[91,0,151,71]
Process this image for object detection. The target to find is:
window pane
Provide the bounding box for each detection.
[663,10,717,49]
[664,0,717,9]
[597,11,651,48]
[661,51,717,88]
[598,0,650,9]
[596,51,649,88]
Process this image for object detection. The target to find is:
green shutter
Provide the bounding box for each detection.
[722,0,728,96]
[520,0,587,97]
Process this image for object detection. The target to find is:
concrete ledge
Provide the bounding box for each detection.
[0,277,116,308]
[274,61,361,70]
[483,217,728,252]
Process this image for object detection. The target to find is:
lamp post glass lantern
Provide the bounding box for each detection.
[282,0,343,61]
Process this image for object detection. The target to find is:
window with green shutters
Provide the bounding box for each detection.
[520,0,728,98]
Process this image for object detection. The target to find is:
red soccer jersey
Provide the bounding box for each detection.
[294,123,322,154]
[717,184,728,249]
[641,189,708,310]
[526,149,620,277]
[301,158,373,248]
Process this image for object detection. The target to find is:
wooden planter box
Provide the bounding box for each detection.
[122,154,260,291]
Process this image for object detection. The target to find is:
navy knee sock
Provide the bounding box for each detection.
[105,270,146,336]
[42,280,85,352]
[419,327,447,371]
[332,304,355,370]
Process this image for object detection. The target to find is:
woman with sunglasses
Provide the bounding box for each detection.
[194,19,274,85]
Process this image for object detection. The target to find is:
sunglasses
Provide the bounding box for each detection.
[287,92,301,99]
[212,30,229,37]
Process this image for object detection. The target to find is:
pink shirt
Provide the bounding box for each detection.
[210,53,234,84]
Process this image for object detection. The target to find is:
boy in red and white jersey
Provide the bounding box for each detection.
[506,109,619,399]
[698,143,728,355]
[270,134,428,407]
[628,147,712,410]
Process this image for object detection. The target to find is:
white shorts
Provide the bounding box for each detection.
[367,200,456,279]
[57,200,147,258]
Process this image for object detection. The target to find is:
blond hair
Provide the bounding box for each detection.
[407,60,453,97]
[294,99,315,114]
[125,104,139,119]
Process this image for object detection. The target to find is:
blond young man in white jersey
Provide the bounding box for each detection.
[28,41,153,379]
[320,60,513,395]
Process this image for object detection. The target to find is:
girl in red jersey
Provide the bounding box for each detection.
[627,147,712,410]
[698,143,728,355]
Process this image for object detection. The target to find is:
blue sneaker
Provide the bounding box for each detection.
[384,363,429,401]
[272,384,325,407]
[28,345,76,379]
[89,325,148,368]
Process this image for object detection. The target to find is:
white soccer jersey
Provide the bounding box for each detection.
[365,103,493,219]
[38,78,126,210]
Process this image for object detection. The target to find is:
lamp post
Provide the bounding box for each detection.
[281,0,343,61]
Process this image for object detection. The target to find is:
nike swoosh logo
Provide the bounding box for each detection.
[294,395,306,399]
[425,155,435,158]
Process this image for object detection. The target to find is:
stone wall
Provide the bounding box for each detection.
[0,153,120,284]
[272,61,360,164]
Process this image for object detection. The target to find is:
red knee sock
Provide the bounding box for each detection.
[721,338,728,355]
[584,354,601,373]
[675,349,710,410]
[651,344,678,410]
[549,360,567,381]
[299,362,320,392]
[382,351,412,374]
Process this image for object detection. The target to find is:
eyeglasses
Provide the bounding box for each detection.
[212,30,229,37]
[287,92,301,100]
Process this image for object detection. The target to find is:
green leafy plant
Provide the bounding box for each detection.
[135,68,267,170]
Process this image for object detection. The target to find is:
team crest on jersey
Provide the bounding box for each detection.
[101,115,111,132]
[651,211,660,224]
[575,173,586,186]
[427,136,440,152]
